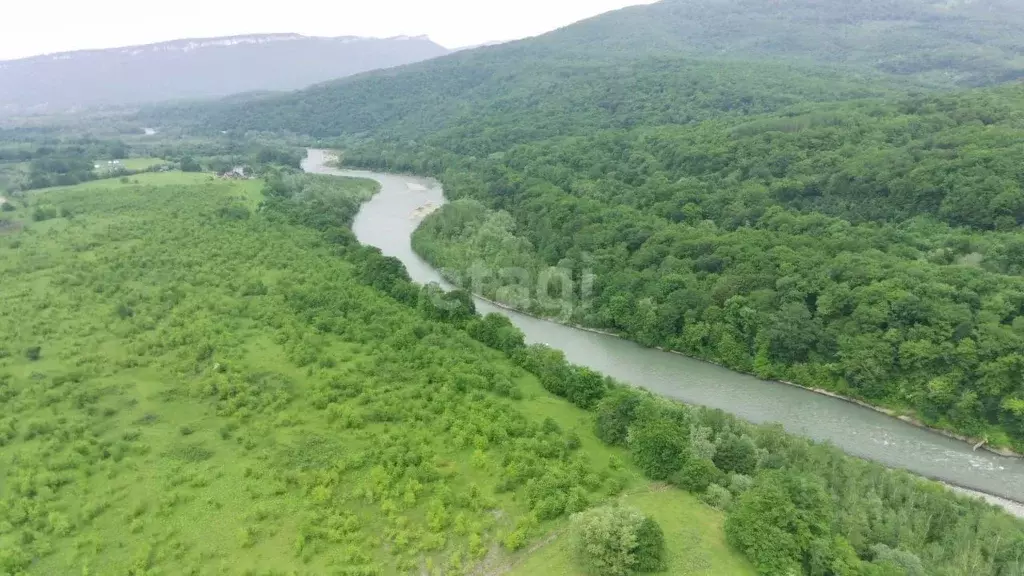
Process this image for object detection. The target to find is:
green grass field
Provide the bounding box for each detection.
[50,170,213,189]
[507,487,755,576]
[0,172,751,575]
[120,157,169,171]
[91,157,171,174]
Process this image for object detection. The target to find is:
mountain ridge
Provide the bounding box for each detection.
[0,33,442,64]
[545,0,1024,85]
[0,34,449,114]
[165,0,1024,143]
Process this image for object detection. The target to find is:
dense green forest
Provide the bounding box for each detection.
[153,55,894,152]
[4,163,1024,575]
[551,0,1024,86]
[348,85,1024,449]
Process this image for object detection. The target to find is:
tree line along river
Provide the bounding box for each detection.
[303,149,1024,516]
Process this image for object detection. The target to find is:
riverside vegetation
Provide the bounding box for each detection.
[1,154,1024,575]
[143,0,1024,450]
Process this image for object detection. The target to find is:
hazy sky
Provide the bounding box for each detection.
[0,0,657,60]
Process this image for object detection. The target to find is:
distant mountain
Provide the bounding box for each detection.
[0,34,450,113]
[160,0,1024,146]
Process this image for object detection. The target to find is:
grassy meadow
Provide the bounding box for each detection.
[0,172,749,574]
[508,487,754,576]
[118,158,168,171]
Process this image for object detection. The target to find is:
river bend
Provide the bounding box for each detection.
[302,149,1024,516]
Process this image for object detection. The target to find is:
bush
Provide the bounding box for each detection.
[595,389,642,446]
[566,487,589,514]
[570,505,665,576]
[566,366,608,409]
[701,483,733,510]
[0,544,31,573]
[1,202,14,212]
[180,156,202,172]
[32,207,57,221]
[116,303,135,319]
[633,516,666,572]
[713,434,758,475]
[467,313,525,355]
[542,417,561,434]
[217,205,251,220]
[671,457,720,493]
[173,443,214,462]
[869,544,927,576]
[728,474,753,495]
[503,528,527,551]
[725,471,833,576]
[628,418,687,481]
[25,347,41,361]
[565,431,582,451]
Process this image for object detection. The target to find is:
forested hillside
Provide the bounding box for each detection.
[146,0,1024,145]
[149,54,893,153]
[553,0,1024,86]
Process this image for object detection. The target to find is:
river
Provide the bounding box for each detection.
[302,148,1024,516]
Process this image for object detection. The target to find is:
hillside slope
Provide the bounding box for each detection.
[0,34,449,113]
[163,0,1024,146]
[189,53,892,150]
[552,0,1024,86]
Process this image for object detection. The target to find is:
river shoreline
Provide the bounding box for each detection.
[429,266,1023,461]
[383,149,1021,460]
[434,266,1024,509]
[309,150,1024,514]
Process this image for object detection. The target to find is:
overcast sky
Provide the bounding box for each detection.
[0,0,657,60]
